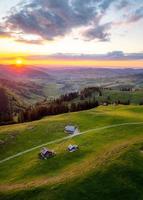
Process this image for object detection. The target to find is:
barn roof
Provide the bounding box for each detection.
[65,125,77,132]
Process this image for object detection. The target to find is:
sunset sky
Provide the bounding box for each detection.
[0,0,143,68]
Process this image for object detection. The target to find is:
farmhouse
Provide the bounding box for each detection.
[64,125,79,134]
[39,147,55,159]
[68,144,79,152]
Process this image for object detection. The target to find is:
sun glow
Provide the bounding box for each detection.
[0,56,143,68]
[15,58,24,66]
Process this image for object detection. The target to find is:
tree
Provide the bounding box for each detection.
[0,88,12,122]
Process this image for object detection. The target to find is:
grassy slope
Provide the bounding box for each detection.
[102,90,143,104]
[70,89,143,105]
[1,105,143,199]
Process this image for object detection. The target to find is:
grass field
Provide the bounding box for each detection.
[102,90,143,104]
[70,89,143,105]
[1,105,143,199]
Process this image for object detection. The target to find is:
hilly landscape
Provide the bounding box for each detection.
[1,105,143,199]
[1,66,143,125]
[0,0,143,199]
[1,66,143,104]
[0,65,55,103]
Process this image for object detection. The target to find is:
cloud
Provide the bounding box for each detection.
[116,0,129,9]
[127,6,143,23]
[107,51,125,58]
[4,0,96,40]
[16,38,44,45]
[83,23,111,41]
[101,51,143,60]
[1,0,142,43]
[28,51,143,60]
[0,26,10,37]
[99,0,116,11]
[1,0,115,43]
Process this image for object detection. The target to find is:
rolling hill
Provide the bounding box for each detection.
[1,66,143,105]
[0,65,56,103]
[0,87,26,125]
[0,78,46,104]
[1,105,143,199]
[0,65,54,80]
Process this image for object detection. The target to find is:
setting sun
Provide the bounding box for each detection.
[15,58,24,66]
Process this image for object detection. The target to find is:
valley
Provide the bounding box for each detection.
[1,66,143,125]
[1,66,143,104]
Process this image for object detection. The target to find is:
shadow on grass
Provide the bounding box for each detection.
[2,144,143,200]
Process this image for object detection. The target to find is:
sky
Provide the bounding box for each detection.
[0,0,143,68]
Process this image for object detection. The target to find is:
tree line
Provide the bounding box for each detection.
[0,86,141,125]
[19,98,99,123]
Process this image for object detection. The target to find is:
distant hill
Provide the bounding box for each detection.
[44,67,143,79]
[1,66,143,109]
[0,65,54,80]
[45,68,143,93]
[0,78,46,103]
[0,65,57,103]
[0,87,26,124]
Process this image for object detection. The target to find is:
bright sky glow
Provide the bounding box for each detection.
[0,0,143,67]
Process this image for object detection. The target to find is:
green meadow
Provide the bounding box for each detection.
[1,105,143,199]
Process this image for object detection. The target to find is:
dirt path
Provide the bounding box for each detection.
[1,121,143,164]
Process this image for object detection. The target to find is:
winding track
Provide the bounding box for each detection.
[1,121,143,164]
